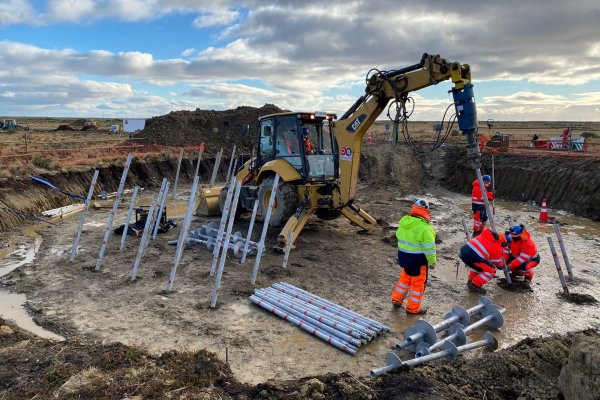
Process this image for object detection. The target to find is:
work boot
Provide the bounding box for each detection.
[467,280,486,293]
[392,301,403,309]
[510,273,524,281]
[523,277,532,284]
[407,308,428,315]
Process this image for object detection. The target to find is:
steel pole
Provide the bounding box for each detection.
[250,295,357,355]
[240,199,259,264]
[277,282,391,332]
[95,153,133,271]
[70,169,99,261]
[172,148,184,199]
[225,145,236,183]
[209,148,223,187]
[281,231,294,269]
[130,197,157,281]
[250,175,280,285]
[194,145,204,179]
[165,175,200,292]
[210,181,242,308]
[475,168,511,284]
[210,177,236,276]
[547,236,570,296]
[553,224,574,281]
[152,180,170,240]
[119,185,140,250]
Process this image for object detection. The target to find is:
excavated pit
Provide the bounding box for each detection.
[1,139,600,399]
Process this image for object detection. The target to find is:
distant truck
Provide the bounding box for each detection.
[109,124,120,133]
[3,119,17,129]
[123,118,146,133]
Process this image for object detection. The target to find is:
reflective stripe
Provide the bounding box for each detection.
[515,256,526,263]
[471,238,490,257]
[397,282,410,289]
[394,287,407,294]
[409,296,421,303]
[490,258,503,263]
[409,290,421,296]
[520,253,531,260]
[468,243,485,258]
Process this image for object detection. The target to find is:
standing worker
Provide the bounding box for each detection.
[471,175,494,237]
[504,224,540,282]
[391,198,436,315]
[459,227,505,293]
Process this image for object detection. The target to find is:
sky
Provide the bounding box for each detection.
[0,0,599,121]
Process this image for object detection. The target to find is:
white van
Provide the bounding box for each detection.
[109,124,120,133]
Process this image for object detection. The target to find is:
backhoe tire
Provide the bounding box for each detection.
[258,176,297,227]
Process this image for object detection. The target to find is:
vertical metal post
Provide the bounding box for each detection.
[491,152,496,216]
[547,236,570,296]
[130,197,157,281]
[251,175,280,285]
[172,148,184,200]
[119,185,140,250]
[210,178,236,276]
[166,175,200,292]
[225,145,237,183]
[210,148,223,187]
[194,145,204,179]
[95,153,133,271]
[461,220,470,240]
[152,181,170,240]
[281,231,294,269]
[70,169,99,261]
[553,225,574,281]
[210,181,242,308]
[475,168,511,284]
[240,200,259,265]
[146,178,166,244]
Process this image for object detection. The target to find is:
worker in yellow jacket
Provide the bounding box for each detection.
[391,198,436,315]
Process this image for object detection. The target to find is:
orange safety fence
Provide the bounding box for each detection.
[0,143,205,167]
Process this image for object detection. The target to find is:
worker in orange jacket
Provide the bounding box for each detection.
[459,228,504,293]
[391,199,436,315]
[504,224,540,282]
[471,175,494,237]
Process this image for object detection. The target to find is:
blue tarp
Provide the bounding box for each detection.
[29,175,86,202]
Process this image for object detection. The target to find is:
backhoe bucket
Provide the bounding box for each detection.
[196,186,223,216]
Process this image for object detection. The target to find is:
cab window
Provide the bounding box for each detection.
[259,119,274,162]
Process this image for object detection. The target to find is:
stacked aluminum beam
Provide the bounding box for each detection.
[250,282,390,355]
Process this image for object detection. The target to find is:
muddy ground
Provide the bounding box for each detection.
[1,143,599,399]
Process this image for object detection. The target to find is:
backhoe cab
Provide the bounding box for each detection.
[201,53,477,249]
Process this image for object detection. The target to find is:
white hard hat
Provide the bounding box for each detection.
[414,198,430,209]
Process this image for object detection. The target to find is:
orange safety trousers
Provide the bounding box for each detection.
[392,265,427,314]
[468,262,496,287]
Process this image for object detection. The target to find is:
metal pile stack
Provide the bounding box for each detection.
[185,222,261,260]
[250,282,391,355]
[371,297,504,377]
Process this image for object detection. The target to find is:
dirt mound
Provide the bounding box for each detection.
[55,124,75,131]
[0,317,596,399]
[139,104,286,154]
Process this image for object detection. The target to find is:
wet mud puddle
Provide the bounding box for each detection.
[0,223,64,340]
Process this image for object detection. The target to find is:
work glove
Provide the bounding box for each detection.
[429,264,436,270]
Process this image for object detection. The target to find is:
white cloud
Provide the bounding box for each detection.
[192,9,238,28]
[0,0,36,25]
[180,48,196,57]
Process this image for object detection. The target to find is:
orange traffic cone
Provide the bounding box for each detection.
[539,199,549,222]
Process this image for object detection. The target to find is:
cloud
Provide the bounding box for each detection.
[192,9,238,28]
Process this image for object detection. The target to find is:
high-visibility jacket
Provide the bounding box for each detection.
[471,179,494,206]
[508,230,539,268]
[466,228,504,268]
[396,215,436,273]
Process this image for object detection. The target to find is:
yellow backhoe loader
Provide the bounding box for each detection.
[198,53,478,248]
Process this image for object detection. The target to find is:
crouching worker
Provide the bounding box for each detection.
[391,198,436,315]
[505,224,540,282]
[460,228,504,293]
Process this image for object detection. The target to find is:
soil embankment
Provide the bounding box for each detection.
[0,156,227,233]
[139,104,285,153]
[437,145,600,220]
[1,317,597,399]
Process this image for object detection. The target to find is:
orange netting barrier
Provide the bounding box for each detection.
[0,143,205,167]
